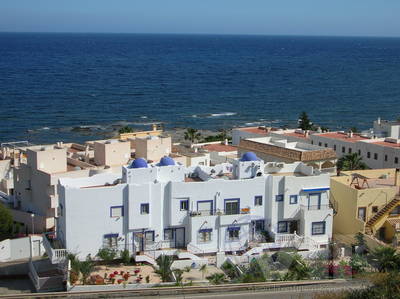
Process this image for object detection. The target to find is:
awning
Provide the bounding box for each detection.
[302,187,330,192]
[199,228,212,233]
[104,233,118,238]
[227,226,240,231]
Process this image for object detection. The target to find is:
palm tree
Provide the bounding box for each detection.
[118,126,134,134]
[79,258,94,285]
[368,246,400,272]
[337,153,368,171]
[184,128,201,144]
[206,273,227,285]
[173,269,184,286]
[199,264,207,280]
[155,255,173,282]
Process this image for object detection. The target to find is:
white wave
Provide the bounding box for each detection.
[140,116,148,119]
[208,112,237,117]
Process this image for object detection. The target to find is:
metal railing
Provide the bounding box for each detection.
[300,204,331,211]
[187,243,205,255]
[189,208,251,217]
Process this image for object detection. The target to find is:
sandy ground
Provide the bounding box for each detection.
[182,266,224,283]
[75,264,161,285]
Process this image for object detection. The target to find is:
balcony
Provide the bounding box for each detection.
[189,208,251,217]
[300,204,331,211]
[42,234,67,264]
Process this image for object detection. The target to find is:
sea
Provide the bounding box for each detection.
[1,32,400,145]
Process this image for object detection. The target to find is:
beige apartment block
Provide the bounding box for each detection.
[135,136,172,162]
[94,140,131,166]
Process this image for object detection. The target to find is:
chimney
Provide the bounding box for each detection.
[377,117,381,125]
[304,130,309,138]
[224,138,228,145]
[349,131,354,138]
[152,124,157,131]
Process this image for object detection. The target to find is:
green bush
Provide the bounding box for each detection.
[120,249,131,264]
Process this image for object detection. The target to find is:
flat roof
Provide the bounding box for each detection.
[316,132,370,143]
[236,127,269,135]
[203,144,237,152]
[283,132,310,140]
[371,141,400,148]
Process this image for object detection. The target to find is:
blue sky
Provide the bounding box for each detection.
[0,0,399,37]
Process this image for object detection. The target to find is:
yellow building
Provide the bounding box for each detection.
[331,169,400,247]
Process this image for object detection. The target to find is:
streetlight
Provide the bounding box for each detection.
[31,213,35,235]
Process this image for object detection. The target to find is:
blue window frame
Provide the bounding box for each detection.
[140,203,149,215]
[224,198,240,215]
[254,196,263,206]
[254,220,265,232]
[275,194,284,202]
[110,206,123,217]
[227,226,240,240]
[180,199,189,211]
[277,221,288,233]
[289,195,298,204]
[308,193,321,210]
[312,222,326,235]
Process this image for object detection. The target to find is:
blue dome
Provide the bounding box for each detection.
[159,156,175,166]
[129,158,148,169]
[240,152,259,162]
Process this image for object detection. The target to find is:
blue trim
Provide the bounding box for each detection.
[289,195,298,205]
[145,230,155,241]
[174,227,186,248]
[227,226,240,231]
[164,228,174,240]
[275,194,284,202]
[199,228,213,233]
[224,198,240,215]
[302,187,330,192]
[254,195,263,206]
[197,200,214,215]
[311,221,326,235]
[110,206,124,217]
[104,233,118,238]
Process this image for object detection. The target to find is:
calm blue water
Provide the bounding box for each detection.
[1,33,400,144]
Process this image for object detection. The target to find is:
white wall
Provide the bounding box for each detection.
[0,236,44,262]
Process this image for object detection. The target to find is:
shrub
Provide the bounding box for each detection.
[97,247,117,265]
[120,249,131,264]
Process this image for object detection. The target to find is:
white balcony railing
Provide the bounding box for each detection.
[42,234,67,264]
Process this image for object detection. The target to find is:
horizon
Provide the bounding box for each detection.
[1,0,400,37]
[2,31,400,39]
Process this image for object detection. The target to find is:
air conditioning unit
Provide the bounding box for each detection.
[277,163,285,168]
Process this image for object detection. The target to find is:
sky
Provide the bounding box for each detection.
[0,0,399,37]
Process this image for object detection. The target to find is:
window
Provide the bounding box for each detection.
[395,157,399,164]
[110,206,123,217]
[374,153,378,160]
[164,229,173,240]
[254,220,265,232]
[367,152,371,159]
[342,147,345,153]
[103,234,118,248]
[254,196,263,206]
[348,148,352,154]
[358,207,366,222]
[58,203,63,217]
[358,150,361,155]
[225,199,240,215]
[311,222,326,235]
[140,203,149,215]
[289,195,298,204]
[372,206,378,213]
[145,231,155,243]
[180,200,189,211]
[278,221,288,233]
[390,206,400,216]
[319,142,322,146]
[311,141,314,145]
[275,194,284,202]
[385,155,388,162]
[227,227,240,240]
[198,229,212,243]
[325,143,328,148]
[334,145,337,151]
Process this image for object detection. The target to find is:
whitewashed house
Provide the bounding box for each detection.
[52,153,333,261]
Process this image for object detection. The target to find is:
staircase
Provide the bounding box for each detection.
[365,196,400,235]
